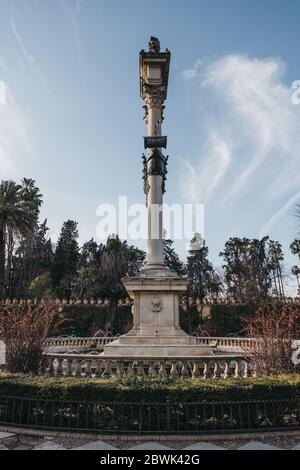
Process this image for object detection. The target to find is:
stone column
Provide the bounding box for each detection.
[145,90,164,267]
[140,37,170,270]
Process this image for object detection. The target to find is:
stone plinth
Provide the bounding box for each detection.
[102,269,212,357]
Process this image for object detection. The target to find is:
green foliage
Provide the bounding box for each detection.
[163,239,186,275]
[51,220,79,299]
[1,372,300,402]
[29,272,52,298]
[115,373,172,388]
[187,239,220,301]
[179,305,200,334]
[220,237,271,302]
[0,179,42,299]
[208,304,256,336]
[57,304,133,336]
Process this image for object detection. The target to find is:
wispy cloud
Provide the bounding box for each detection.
[181,54,300,234]
[0,86,35,176]
[10,15,35,64]
[259,188,300,238]
[181,132,231,203]
[181,59,203,81]
[9,9,56,103]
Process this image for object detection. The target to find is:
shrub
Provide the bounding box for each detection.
[243,303,300,375]
[207,304,257,336]
[1,373,300,402]
[56,304,133,336]
[0,301,63,373]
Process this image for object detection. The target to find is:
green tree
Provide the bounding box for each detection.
[97,236,146,332]
[291,265,300,293]
[220,236,272,303]
[0,180,38,299]
[163,238,186,275]
[51,220,79,299]
[11,219,53,297]
[290,239,300,263]
[71,239,103,299]
[187,237,214,301]
[268,240,285,298]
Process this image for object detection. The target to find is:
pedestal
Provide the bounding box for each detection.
[102,268,212,357]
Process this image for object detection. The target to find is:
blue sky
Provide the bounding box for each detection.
[1,0,300,292]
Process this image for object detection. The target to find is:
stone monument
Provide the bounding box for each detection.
[103,37,212,357]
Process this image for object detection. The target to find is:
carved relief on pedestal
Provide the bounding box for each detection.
[151,296,162,313]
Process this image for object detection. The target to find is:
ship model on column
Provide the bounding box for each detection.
[103,37,212,357]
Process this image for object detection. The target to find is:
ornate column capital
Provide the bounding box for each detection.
[142,84,167,109]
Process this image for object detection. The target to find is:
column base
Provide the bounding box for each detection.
[102,272,213,358]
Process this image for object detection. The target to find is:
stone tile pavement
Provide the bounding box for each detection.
[1,428,300,450]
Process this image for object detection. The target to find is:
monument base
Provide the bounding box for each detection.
[101,334,212,357]
[102,268,213,357]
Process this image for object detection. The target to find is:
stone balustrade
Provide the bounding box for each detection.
[44,336,116,350]
[1,296,300,307]
[0,298,133,307]
[44,335,257,352]
[195,336,257,350]
[42,353,252,379]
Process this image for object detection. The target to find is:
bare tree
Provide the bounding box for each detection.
[0,301,63,373]
[243,304,300,375]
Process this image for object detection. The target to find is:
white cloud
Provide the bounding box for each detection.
[182,132,231,203]
[10,16,35,64]
[181,54,300,233]
[0,85,35,176]
[181,59,203,81]
[259,188,300,238]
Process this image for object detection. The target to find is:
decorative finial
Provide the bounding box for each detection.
[148,36,160,53]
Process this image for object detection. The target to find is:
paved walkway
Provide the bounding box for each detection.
[0,427,300,450]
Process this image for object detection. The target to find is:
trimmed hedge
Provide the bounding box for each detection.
[55,303,259,337]
[58,304,199,336]
[1,372,300,403]
[57,304,133,336]
[207,304,257,336]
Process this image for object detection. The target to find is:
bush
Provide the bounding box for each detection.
[0,302,63,373]
[56,304,133,336]
[1,372,300,402]
[208,304,257,336]
[244,303,300,375]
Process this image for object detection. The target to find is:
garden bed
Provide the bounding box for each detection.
[0,372,300,402]
[0,374,300,434]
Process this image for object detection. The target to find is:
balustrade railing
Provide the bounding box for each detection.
[44,336,116,350]
[42,353,252,379]
[1,296,300,307]
[44,335,257,352]
[195,336,257,349]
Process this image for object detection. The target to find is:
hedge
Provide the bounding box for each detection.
[206,304,257,336]
[56,304,133,336]
[57,304,200,336]
[1,373,300,403]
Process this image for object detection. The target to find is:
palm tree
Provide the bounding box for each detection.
[21,178,43,221]
[290,239,300,263]
[291,265,300,293]
[268,240,285,298]
[0,180,37,299]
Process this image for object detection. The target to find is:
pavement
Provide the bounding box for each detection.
[0,427,300,450]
